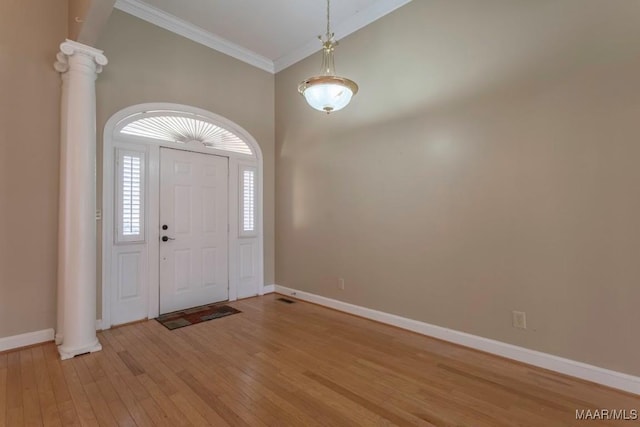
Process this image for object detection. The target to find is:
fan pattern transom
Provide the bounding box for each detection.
[119,111,253,155]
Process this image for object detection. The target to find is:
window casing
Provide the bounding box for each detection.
[116,148,145,243]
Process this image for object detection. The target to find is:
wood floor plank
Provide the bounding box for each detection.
[181,325,362,426]
[348,357,511,426]
[30,346,61,427]
[117,352,145,377]
[215,378,293,427]
[3,294,639,427]
[82,354,137,427]
[113,327,178,385]
[98,333,151,403]
[138,397,172,427]
[216,393,270,427]
[42,345,80,427]
[136,372,190,427]
[70,355,119,427]
[0,363,7,427]
[93,349,155,427]
[60,359,99,427]
[109,324,226,426]
[255,333,440,426]
[6,351,23,426]
[177,370,250,427]
[281,368,390,426]
[167,393,209,427]
[80,380,118,427]
[125,325,232,426]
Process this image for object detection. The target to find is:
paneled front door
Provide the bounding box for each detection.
[159,148,228,314]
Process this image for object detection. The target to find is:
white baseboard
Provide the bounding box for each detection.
[0,328,55,353]
[96,319,103,331]
[262,284,275,294]
[274,285,640,395]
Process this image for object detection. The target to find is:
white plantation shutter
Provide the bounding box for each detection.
[116,149,145,243]
[122,156,141,235]
[240,166,257,236]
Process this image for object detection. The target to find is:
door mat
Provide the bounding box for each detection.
[156,304,241,330]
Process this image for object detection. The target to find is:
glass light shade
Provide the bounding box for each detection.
[298,76,358,113]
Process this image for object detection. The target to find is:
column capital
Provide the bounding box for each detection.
[54,39,108,74]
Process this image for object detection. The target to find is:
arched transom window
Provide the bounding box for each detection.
[117,110,253,156]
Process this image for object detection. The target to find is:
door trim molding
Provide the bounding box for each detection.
[102,103,264,329]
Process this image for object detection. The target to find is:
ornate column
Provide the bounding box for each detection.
[54,40,107,360]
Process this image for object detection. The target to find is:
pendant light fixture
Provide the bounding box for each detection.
[298,0,359,114]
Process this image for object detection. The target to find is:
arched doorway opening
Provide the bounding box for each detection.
[101,103,264,328]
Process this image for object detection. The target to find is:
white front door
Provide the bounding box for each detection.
[159,148,229,314]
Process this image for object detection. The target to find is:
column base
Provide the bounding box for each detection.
[55,333,63,345]
[58,339,102,360]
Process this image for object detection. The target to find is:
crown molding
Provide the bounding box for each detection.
[113,0,275,73]
[114,0,412,75]
[273,0,413,73]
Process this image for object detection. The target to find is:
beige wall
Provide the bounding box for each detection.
[0,0,67,338]
[275,0,640,376]
[68,0,90,40]
[95,10,275,315]
[69,0,115,46]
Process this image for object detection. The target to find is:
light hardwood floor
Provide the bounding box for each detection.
[1,294,638,426]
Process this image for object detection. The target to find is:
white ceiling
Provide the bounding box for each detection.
[113,0,412,73]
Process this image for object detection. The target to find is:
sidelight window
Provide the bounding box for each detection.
[240,166,257,236]
[116,149,145,243]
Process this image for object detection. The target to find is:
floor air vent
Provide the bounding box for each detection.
[277,297,295,304]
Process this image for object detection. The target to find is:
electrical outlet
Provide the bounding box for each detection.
[95,209,102,220]
[512,311,527,329]
[338,277,345,290]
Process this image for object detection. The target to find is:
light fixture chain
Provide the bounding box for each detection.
[326,0,331,39]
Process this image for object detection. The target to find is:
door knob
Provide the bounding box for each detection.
[161,236,175,242]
